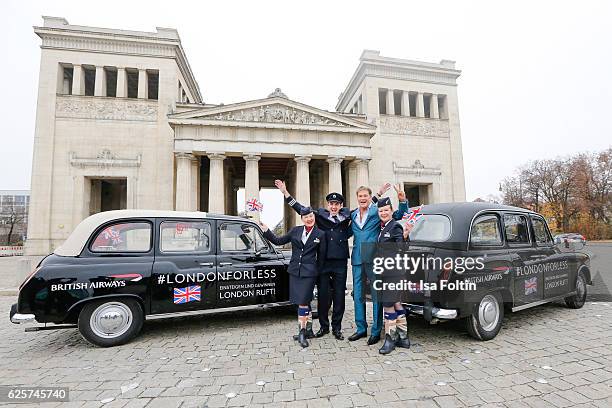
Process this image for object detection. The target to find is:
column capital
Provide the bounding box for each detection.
[207,152,226,161]
[243,153,261,162]
[326,156,344,164]
[175,152,195,160]
[294,155,311,163]
[354,157,371,164]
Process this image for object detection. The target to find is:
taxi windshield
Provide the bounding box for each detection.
[408,214,451,242]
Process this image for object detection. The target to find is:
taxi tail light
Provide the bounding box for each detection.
[440,264,452,281]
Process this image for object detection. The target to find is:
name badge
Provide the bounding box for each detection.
[313,238,320,243]
[384,232,390,237]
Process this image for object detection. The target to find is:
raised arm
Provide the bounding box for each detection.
[392,183,409,220]
[275,179,309,216]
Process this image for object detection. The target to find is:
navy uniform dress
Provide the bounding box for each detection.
[263,225,327,305]
[285,193,351,335]
[377,218,408,307]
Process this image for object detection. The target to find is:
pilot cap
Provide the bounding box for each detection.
[299,206,314,216]
[377,197,392,208]
[326,192,344,204]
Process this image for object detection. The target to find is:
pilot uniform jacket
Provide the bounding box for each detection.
[264,226,327,305]
[285,195,352,260]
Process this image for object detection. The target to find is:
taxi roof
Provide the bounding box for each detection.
[53,209,250,257]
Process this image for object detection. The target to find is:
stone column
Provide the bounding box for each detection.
[401,91,410,116]
[190,156,200,211]
[116,68,127,98]
[244,154,261,220]
[416,92,425,117]
[94,66,106,96]
[357,96,363,114]
[138,69,148,99]
[354,157,370,188]
[430,94,439,119]
[175,153,193,211]
[72,64,84,95]
[294,155,311,208]
[208,153,226,213]
[386,89,395,115]
[326,156,343,195]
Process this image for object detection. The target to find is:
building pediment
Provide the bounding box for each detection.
[168,92,376,134]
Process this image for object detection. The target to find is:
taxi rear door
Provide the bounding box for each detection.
[150,219,217,314]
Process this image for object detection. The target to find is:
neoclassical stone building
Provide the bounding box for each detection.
[25,16,465,255]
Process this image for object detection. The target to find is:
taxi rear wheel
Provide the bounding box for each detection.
[466,292,504,341]
[565,270,587,309]
[78,298,143,347]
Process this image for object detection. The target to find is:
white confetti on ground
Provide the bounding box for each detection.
[286,369,295,374]
[541,365,553,370]
[461,359,471,364]
[202,368,211,372]
[225,392,237,398]
[367,371,376,375]
[100,397,115,404]
[384,360,392,365]
[256,380,266,386]
[536,378,549,384]
[435,381,447,386]
[348,381,358,386]
[304,361,313,365]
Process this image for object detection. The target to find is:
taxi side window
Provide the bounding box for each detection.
[470,214,503,246]
[220,223,262,253]
[90,221,151,253]
[531,217,552,245]
[503,214,530,245]
[160,221,211,253]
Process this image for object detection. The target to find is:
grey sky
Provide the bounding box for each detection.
[2,0,611,208]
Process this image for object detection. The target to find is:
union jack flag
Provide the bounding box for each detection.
[524,277,537,295]
[173,285,201,304]
[403,206,423,224]
[246,198,263,212]
[102,226,123,245]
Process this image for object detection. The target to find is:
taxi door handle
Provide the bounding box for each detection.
[219,262,233,266]
[198,262,214,267]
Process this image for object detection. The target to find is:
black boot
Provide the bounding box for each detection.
[395,314,411,349]
[378,320,397,355]
[293,319,316,340]
[297,328,309,348]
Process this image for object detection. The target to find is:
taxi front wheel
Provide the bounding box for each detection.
[78,298,144,347]
[466,292,503,341]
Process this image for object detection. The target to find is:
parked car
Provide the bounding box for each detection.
[10,210,295,346]
[554,233,587,246]
[398,202,591,340]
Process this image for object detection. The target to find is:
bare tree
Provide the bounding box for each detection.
[0,196,27,245]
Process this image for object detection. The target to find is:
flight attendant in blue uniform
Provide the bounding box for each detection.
[374,197,413,354]
[275,179,351,340]
[349,184,409,346]
[259,207,327,348]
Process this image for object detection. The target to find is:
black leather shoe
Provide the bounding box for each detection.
[367,334,381,346]
[378,334,396,354]
[332,330,344,340]
[348,331,367,342]
[315,328,329,338]
[293,328,316,340]
[297,328,309,348]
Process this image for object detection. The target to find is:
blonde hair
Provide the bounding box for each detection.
[356,186,372,196]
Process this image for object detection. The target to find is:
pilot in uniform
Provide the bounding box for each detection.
[375,197,412,355]
[275,180,352,340]
[260,207,327,348]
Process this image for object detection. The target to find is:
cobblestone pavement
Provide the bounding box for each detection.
[1,295,611,408]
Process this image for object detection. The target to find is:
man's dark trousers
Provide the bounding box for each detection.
[317,259,347,332]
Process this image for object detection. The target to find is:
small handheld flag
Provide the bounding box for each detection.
[246,198,263,212]
[403,206,423,225]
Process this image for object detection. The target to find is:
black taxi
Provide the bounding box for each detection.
[10,210,291,346]
[396,202,591,340]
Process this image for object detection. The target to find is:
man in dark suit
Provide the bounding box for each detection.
[275,179,351,340]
